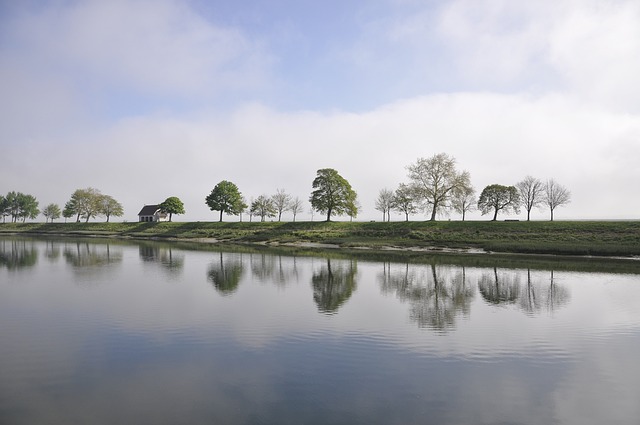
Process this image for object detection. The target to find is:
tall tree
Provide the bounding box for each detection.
[42,203,61,223]
[375,188,394,222]
[310,168,357,222]
[63,201,75,223]
[272,189,292,222]
[0,195,9,223]
[250,195,277,222]
[477,184,520,221]
[158,196,185,222]
[544,179,571,221]
[99,195,124,222]
[4,192,39,222]
[407,153,471,221]
[516,176,544,221]
[451,185,476,221]
[289,197,304,222]
[66,188,102,222]
[205,180,246,222]
[392,184,418,222]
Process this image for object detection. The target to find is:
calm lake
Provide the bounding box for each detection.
[1,236,639,425]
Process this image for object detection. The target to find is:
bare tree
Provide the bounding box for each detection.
[451,185,475,221]
[516,176,544,221]
[289,197,304,222]
[375,188,394,222]
[407,153,471,221]
[272,189,292,222]
[392,184,418,222]
[544,179,571,221]
[250,195,276,222]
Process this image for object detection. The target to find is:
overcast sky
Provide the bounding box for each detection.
[1,0,639,222]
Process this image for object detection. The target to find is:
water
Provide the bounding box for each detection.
[1,237,640,425]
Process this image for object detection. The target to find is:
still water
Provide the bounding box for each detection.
[1,237,639,425]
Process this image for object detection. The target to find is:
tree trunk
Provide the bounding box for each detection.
[106,215,110,223]
[169,213,173,222]
[527,209,531,221]
[326,208,332,222]
[492,209,498,221]
[405,213,409,222]
[219,210,223,222]
[550,208,554,222]
[429,208,437,221]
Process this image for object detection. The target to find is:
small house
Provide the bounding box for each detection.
[137,205,168,222]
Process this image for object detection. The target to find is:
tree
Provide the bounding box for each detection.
[544,179,571,221]
[289,197,304,222]
[347,196,360,222]
[516,176,544,221]
[451,185,476,221]
[66,188,102,222]
[310,168,357,222]
[42,203,61,223]
[407,153,471,221]
[250,195,277,222]
[63,201,75,223]
[271,189,292,222]
[0,195,8,223]
[99,195,124,222]
[158,196,185,222]
[205,180,246,222]
[375,188,394,222]
[477,184,520,221]
[392,184,418,222]
[4,192,39,222]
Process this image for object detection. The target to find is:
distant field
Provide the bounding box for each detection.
[1,220,639,257]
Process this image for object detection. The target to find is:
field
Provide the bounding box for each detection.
[2,220,640,257]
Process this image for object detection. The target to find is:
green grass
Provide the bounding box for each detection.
[1,220,640,257]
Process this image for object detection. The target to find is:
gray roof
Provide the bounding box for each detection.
[138,205,160,216]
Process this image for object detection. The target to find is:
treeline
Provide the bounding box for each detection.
[0,188,123,223]
[1,152,572,224]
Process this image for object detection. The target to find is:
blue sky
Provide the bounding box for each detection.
[1,0,639,221]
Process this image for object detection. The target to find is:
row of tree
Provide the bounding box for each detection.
[375,153,570,222]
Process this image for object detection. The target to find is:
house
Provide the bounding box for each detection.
[137,205,168,222]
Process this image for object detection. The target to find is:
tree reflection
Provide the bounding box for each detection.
[521,270,570,314]
[139,244,185,278]
[312,258,357,314]
[0,239,38,270]
[63,242,122,269]
[250,253,299,288]
[379,262,474,331]
[207,252,244,296]
[44,240,61,262]
[478,267,521,305]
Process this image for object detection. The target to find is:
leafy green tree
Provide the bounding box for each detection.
[205,180,246,222]
[407,153,471,221]
[250,195,276,222]
[477,184,520,221]
[271,189,292,221]
[42,203,61,223]
[4,192,39,222]
[99,195,124,222]
[158,196,185,222]
[63,201,75,222]
[66,188,102,222]
[392,183,418,222]
[310,168,357,222]
[0,195,8,223]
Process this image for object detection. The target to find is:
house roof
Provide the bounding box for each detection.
[138,205,160,216]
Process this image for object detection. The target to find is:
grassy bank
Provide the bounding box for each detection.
[1,220,640,257]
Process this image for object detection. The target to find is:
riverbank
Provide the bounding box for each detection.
[2,220,639,257]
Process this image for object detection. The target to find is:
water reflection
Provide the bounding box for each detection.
[312,258,358,314]
[44,240,61,263]
[139,244,185,278]
[250,253,300,287]
[63,241,123,269]
[379,263,474,331]
[479,268,570,314]
[0,238,38,270]
[208,252,245,295]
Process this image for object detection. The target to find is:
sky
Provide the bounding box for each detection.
[1,0,639,222]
